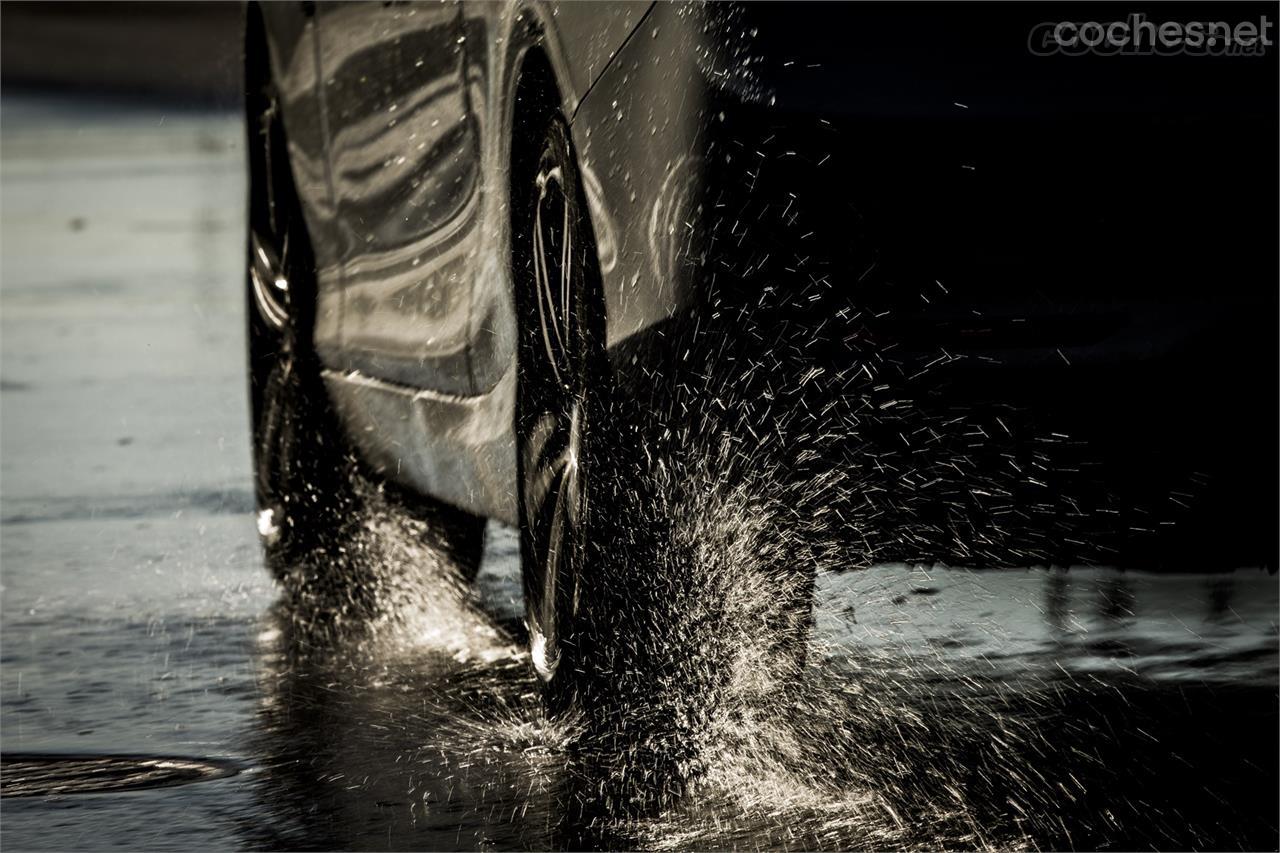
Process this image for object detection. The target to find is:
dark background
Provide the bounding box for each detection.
[2,2,241,106]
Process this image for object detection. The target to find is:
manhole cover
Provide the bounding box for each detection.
[0,753,239,797]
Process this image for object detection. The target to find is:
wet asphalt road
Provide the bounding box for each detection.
[1,97,1277,850]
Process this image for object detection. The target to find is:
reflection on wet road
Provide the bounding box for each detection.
[1,98,1276,850]
[240,549,1278,850]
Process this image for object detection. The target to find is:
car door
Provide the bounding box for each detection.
[315,0,480,395]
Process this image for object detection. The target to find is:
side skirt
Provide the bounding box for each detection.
[321,366,518,525]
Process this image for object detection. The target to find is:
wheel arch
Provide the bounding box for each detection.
[503,41,610,355]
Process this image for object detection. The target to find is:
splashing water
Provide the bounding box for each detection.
[245,112,1273,851]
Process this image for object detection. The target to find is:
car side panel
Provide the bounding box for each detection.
[302,1,650,523]
[313,1,478,395]
[263,0,723,522]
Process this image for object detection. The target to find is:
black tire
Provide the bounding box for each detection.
[512,116,609,710]
[245,47,340,570]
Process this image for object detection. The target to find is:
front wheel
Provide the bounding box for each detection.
[513,117,608,710]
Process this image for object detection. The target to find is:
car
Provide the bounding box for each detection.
[246,2,1276,705]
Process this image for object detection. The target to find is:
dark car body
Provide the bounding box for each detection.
[255,1,1277,567]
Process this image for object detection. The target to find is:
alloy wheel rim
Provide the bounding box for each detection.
[249,86,292,331]
[524,163,588,683]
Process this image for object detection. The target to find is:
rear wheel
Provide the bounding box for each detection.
[245,62,337,568]
[513,117,608,710]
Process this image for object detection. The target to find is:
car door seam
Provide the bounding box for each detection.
[567,1,657,124]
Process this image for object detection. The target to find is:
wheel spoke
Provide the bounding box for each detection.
[560,197,573,359]
[523,406,583,553]
[250,230,290,330]
[533,169,570,390]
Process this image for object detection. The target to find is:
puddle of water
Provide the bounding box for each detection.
[0,754,239,798]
